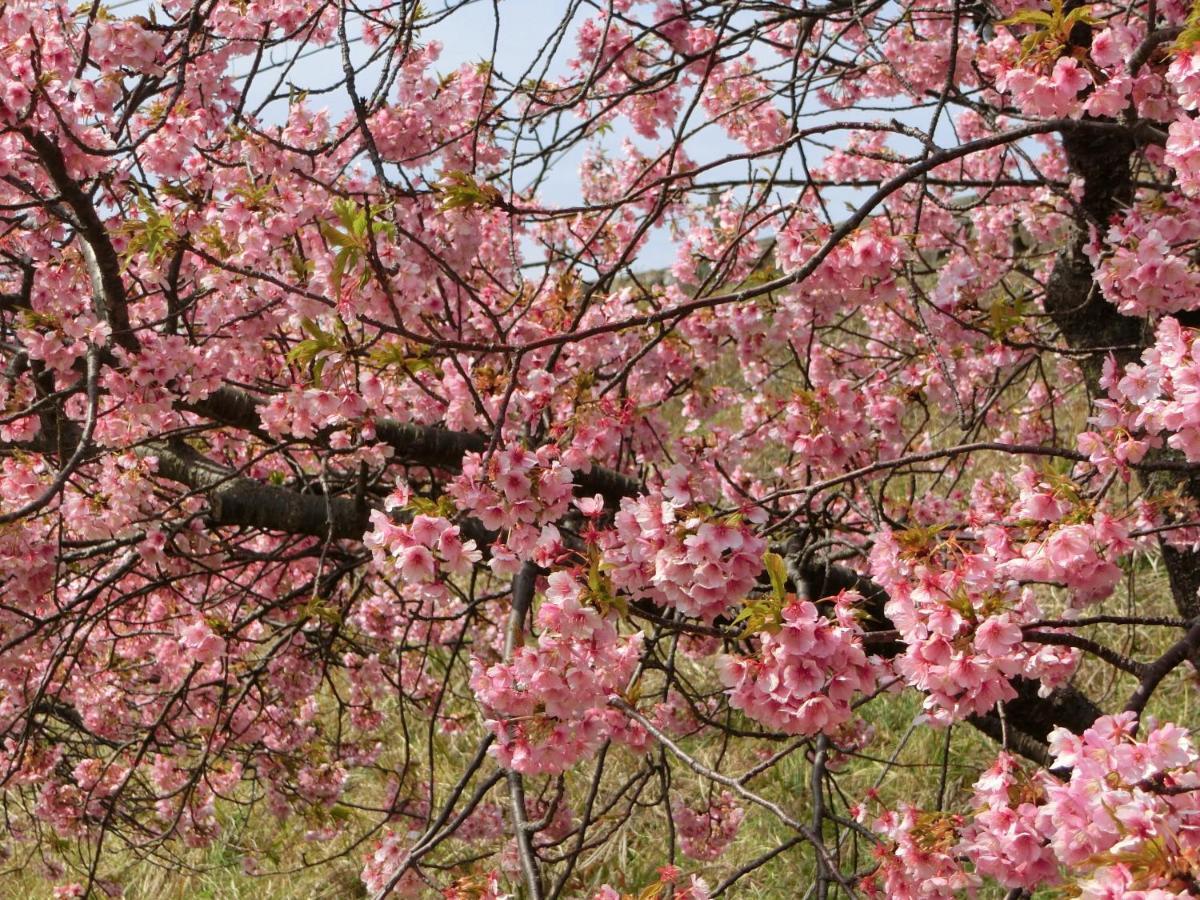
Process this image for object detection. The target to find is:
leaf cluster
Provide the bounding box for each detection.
[1001,0,1098,63]
[435,170,503,212]
[321,197,395,290]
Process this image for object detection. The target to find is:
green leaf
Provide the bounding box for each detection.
[733,594,785,636]
[286,319,343,385]
[120,189,180,266]
[435,170,502,212]
[406,495,457,518]
[1173,0,1200,51]
[320,222,353,248]
[321,199,395,290]
[1000,0,1097,61]
[764,551,788,600]
[986,293,1029,338]
[330,248,355,291]
[580,547,627,617]
[368,341,436,376]
[999,9,1054,25]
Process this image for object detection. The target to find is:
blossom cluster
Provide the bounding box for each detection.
[1094,316,1200,462]
[671,791,746,861]
[601,474,766,622]
[718,594,876,736]
[868,714,1200,896]
[981,21,1176,123]
[366,509,482,587]
[1089,195,1200,317]
[449,447,575,574]
[862,804,978,899]
[469,572,644,774]
[868,490,1134,721]
[360,828,428,898]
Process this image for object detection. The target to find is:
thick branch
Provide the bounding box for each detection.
[505,562,545,900]
[23,130,139,353]
[145,440,368,540]
[1126,618,1200,717]
[187,386,641,505]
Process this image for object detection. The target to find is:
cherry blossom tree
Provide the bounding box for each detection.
[6,0,1200,895]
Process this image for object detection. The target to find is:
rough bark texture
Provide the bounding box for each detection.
[1043,124,1143,381]
[146,440,370,540]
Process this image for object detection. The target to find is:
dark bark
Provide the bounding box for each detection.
[189,386,640,505]
[147,440,370,540]
[22,130,139,354]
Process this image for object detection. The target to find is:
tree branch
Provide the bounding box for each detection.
[22,130,139,353]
